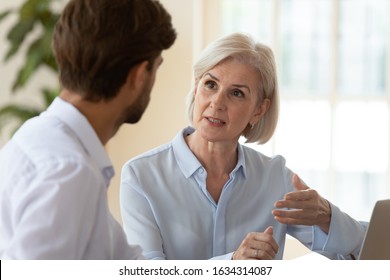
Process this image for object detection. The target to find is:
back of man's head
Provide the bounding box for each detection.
[52,0,177,102]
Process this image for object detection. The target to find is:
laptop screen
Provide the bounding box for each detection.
[358,199,390,260]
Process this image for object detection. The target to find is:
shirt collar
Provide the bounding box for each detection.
[172,127,202,178]
[236,143,247,178]
[172,126,246,179]
[44,97,114,185]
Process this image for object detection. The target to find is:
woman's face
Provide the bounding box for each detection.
[192,58,267,144]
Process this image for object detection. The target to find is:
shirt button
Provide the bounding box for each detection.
[198,168,204,174]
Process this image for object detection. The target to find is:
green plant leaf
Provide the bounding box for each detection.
[12,46,42,91]
[0,10,12,22]
[41,87,60,106]
[0,86,57,136]
[4,0,55,62]
[20,0,50,20]
[43,54,58,72]
[0,103,41,134]
[4,19,35,61]
[37,8,59,29]
[39,27,58,72]
[0,104,40,120]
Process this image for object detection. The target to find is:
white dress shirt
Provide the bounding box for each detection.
[120,127,368,260]
[0,97,144,260]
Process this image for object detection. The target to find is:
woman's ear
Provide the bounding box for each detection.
[193,79,199,96]
[251,98,271,124]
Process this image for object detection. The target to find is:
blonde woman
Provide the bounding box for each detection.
[120,33,367,260]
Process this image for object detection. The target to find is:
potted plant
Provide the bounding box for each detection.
[0,0,62,137]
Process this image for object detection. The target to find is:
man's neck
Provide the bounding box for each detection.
[59,90,118,145]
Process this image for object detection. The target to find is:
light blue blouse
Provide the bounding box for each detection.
[120,127,367,260]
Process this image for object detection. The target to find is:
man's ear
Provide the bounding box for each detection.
[127,60,149,91]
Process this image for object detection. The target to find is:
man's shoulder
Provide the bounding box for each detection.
[13,114,87,163]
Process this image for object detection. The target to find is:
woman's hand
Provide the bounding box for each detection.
[272,174,331,233]
[232,226,279,260]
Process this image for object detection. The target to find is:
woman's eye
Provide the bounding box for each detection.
[204,80,218,90]
[232,89,244,97]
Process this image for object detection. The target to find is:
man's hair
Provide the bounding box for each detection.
[186,33,279,144]
[53,0,176,101]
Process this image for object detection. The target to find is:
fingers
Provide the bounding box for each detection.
[249,231,278,257]
[285,174,310,200]
[273,189,319,225]
[273,173,317,225]
[274,173,315,209]
[233,229,279,260]
[264,226,273,235]
[292,174,308,191]
[274,191,317,209]
[272,173,331,231]
[272,209,312,225]
[255,227,278,254]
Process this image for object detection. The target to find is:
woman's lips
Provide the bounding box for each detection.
[205,117,226,125]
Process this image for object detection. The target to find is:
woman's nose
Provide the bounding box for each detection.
[210,90,226,110]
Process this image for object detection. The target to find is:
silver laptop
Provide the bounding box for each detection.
[358,199,390,260]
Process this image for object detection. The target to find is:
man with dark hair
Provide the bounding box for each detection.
[0,0,176,259]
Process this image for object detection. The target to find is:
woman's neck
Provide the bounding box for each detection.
[185,131,238,176]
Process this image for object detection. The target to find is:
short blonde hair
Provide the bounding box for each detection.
[186,33,279,144]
